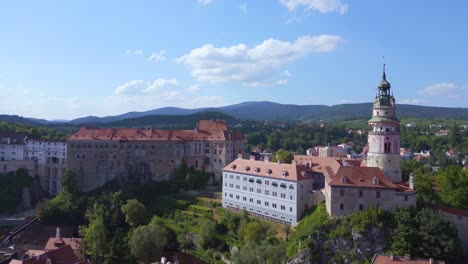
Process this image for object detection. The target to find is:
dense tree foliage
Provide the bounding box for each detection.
[121,199,147,227]
[392,207,462,261]
[128,224,170,263]
[232,240,286,264]
[437,166,468,210]
[0,169,33,213]
[0,121,68,140]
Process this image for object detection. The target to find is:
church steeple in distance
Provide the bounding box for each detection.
[366,64,402,182]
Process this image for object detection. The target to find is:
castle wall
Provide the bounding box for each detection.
[366,153,402,182]
[328,186,416,218]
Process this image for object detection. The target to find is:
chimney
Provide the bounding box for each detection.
[237,153,243,159]
[409,174,414,190]
[264,155,270,162]
[404,254,411,260]
[56,227,60,238]
[389,253,394,260]
[429,258,434,264]
[292,160,297,165]
[277,159,282,164]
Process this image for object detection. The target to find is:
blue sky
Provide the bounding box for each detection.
[0,0,467,120]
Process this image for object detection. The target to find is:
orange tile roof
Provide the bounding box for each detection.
[327,166,398,189]
[372,254,445,264]
[293,155,342,174]
[426,203,468,217]
[68,120,244,142]
[21,245,80,264]
[222,159,314,182]
[45,237,82,251]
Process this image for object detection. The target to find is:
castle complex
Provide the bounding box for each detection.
[222,66,416,225]
[66,120,245,191]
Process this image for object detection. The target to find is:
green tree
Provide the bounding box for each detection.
[129,224,169,263]
[232,240,286,264]
[241,221,268,242]
[392,207,462,261]
[61,170,79,194]
[121,199,146,227]
[401,160,423,182]
[80,215,108,264]
[448,125,462,148]
[413,169,439,204]
[273,150,294,164]
[437,166,468,210]
[197,218,217,248]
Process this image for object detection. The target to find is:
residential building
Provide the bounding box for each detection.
[406,122,417,128]
[400,148,412,160]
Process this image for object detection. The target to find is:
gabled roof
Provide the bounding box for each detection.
[326,166,398,189]
[45,237,82,251]
[222,159,314,182]
[21,245,80,264]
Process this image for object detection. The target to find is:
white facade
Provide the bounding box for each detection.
[0,143,24,161]
[222,160,313,226]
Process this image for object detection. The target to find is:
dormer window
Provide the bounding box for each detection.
[341,176,347,183]
[265,169,272,175]
[373,177,379,185]
[230,164,237,170]
[243,166,250,172]
[254,167,260,173]
[281,171,289,177]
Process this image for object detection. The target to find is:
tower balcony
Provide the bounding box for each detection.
[368,131,400,136]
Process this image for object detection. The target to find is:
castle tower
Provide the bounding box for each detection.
[367,65,401,182]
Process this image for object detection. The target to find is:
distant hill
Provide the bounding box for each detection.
[85,111,240,129]
[2,102,468,127]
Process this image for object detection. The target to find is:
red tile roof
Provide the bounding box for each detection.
[222,159,314,181]
[426,203,468,217]
[372,254,445,264]
[68,120,244,141]
[21,245,81,264]
[45,237,82,251]
[326,166,398,189]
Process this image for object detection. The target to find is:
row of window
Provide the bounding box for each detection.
[225,192,294,212]
[225,183,295,200]
[225,174,297,190]
[225,202,293,223]
[340,189,381,198]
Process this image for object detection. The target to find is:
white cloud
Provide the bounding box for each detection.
[177,35,342,86]
[148,50,167,61]
[280,0,348,14]
[187,84,202,93]
[281,70,291,77]
[240,3,247,13]
[126,49,143,56]
[399,98,427,105]
[198,0,213,5]
[114,79,178,95]
[248,79,288,88]
[143,79,178,93]
[418,83,468,96]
